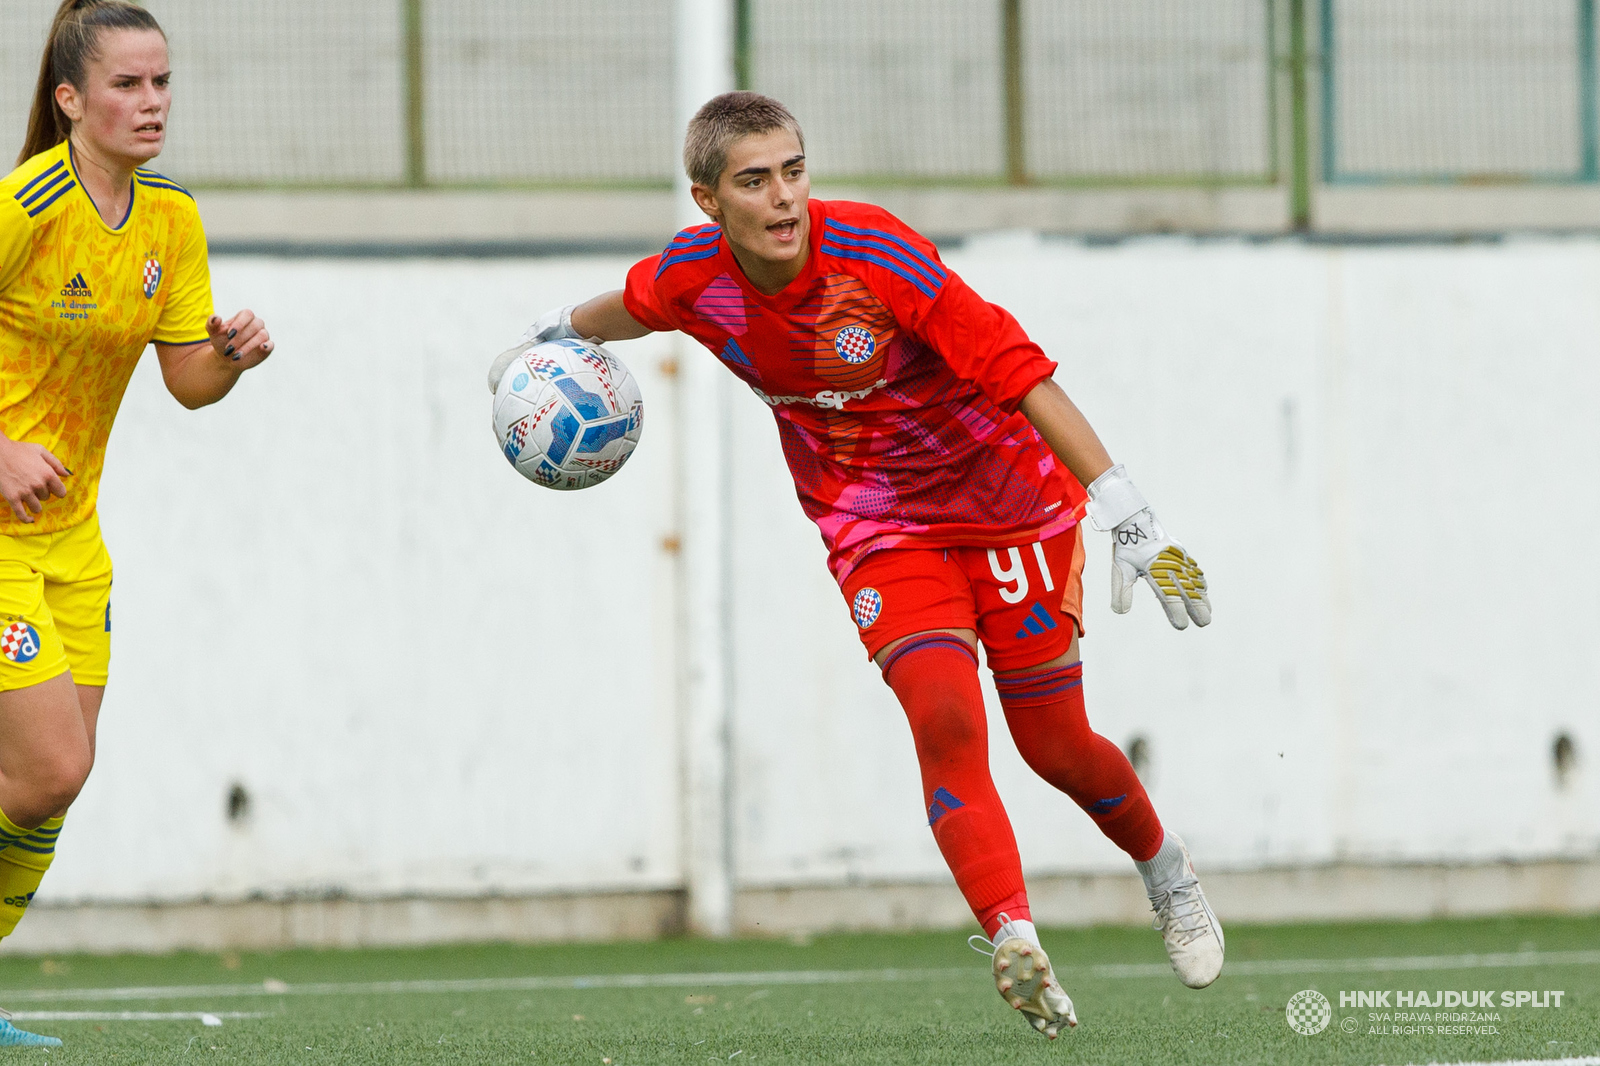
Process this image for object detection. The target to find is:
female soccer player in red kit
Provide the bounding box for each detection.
[498,93,1221,1038]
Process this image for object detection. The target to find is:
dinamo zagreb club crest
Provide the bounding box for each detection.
[852,587,883,629]
[142,258,163,299]
[835,326,876,365]
[0,621,41,664]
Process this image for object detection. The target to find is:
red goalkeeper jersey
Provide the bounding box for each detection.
[625,198,1086,582]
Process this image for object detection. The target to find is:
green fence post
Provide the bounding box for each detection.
[403,0,425,188]
[1581,0,1598,181]
[1003,0,1026,185]
[1289,0,1312,229]
[734,0,752,91]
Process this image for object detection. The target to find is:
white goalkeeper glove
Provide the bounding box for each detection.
[486,305,586,393]
[1084,465,1211,630]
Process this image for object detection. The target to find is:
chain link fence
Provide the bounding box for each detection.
[1,0,1595,189]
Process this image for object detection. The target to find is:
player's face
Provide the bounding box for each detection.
[696,129,810,290]
[60,29,172,167]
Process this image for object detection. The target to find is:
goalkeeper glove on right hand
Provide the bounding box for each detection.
[486,305,582,393]
[1084,465,1211,631]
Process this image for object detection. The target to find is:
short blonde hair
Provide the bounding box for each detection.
[683,92,805,188]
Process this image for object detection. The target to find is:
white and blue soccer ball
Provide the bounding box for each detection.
[491,338,643,490]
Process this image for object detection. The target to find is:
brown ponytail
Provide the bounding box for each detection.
[18,0,165,166]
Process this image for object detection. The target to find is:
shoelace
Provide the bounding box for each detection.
[967,911,1021,958]
[1149,876,1213,947]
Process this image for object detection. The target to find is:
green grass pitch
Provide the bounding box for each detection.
[0,914,1593,1064]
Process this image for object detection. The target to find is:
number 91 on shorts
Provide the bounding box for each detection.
[840,526,1087,673]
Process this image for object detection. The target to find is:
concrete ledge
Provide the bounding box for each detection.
[193,189,676,252]
[189,185,1600,252]
[740,857,1600,936]
[1314,185,1600,234]
[5,890,686,956]
[8,859,1597,955]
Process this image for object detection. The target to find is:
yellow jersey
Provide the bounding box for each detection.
[0,140,213,534]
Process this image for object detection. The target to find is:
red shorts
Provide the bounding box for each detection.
[840,525,1086,672]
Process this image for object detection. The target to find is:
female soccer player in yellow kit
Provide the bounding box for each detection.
[0,2,273,1041]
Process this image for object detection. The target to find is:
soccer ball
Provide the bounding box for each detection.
[490,338,644,490]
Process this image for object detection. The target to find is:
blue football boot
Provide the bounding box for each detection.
[0,1011,62,1047]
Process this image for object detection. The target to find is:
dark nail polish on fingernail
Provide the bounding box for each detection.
[228,329,237,339]
[231,354,240,362]
[224,344,235,356]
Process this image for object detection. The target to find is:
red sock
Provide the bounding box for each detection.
[995,661,1165,862]
[882,635,1031,938]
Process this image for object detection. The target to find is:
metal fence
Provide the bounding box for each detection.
[1324,0,1599,182]
[0,0,1595,189]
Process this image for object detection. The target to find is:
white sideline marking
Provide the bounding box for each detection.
[9,1011,266,1023]
[1374,1059,1600,1066]
[0,948,1592,1004]
[1095,948,1600,980]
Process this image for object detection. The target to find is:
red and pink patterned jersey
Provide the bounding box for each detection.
[625,198,1086,582]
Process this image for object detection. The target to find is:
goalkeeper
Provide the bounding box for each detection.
[502,92,1221,1039]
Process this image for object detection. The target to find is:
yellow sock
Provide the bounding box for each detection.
[0,805,28,851]
[0,815,62,940]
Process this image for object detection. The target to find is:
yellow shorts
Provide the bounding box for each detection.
[0,513,112,691]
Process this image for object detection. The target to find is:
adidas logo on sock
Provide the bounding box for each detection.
[1014,602,1059,640]
[926,787,966,825]
[60,272,92,297]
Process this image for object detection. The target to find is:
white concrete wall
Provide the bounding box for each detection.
[42,235,1600,907]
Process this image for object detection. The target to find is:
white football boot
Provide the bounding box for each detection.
[1140,833,1225,989]
[968,916,1078,1039]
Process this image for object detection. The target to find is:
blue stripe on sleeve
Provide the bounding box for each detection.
[821,230,944,293]
[134,179,194,200]
[26,181,76,218]
[655,244,721,278]
[20,170,69,211]
[14,161,64,202]
[819,241,938,299]
[826,219,947,280]
[666,227,721,250]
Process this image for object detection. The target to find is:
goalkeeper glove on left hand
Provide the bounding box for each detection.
[1084,465,1211,631]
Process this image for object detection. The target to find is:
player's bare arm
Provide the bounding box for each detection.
[570,291,650,342]
[1017,379,1114,487]
[154,310,274,410]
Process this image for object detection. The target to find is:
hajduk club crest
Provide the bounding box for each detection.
[835,326,876,365]
[852,587,883,629]
[142,257,162,299]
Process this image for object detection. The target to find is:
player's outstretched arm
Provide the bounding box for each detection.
[1020,378,1211,630]
[154,312,274,410]
[488,291,652,392]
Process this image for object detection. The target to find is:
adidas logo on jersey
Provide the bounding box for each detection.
[59,272,92,297]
